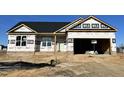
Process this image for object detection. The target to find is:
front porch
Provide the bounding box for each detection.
[35,34,67,52]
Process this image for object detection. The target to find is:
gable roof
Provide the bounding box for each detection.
[68,16,117,32]
[8,22,70,33]
[7,16,117,34]
[55,17,83,33]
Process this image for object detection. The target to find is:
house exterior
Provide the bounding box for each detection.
[0,45,3,50]
[7,16,117,54]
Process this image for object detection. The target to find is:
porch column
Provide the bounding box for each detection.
[109,38,112,54]
[54,32,57,60]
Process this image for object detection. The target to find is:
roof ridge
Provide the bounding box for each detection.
[19,21,71,23]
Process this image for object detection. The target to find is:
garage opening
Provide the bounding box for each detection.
[74,39,110,54]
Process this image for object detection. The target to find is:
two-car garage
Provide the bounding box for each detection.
[74,39,111,54]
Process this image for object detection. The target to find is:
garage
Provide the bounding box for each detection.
[74,39,111,54]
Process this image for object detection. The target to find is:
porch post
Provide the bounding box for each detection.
[109,38,112,55]
[54,32,57,61]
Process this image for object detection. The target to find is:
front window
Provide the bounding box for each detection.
[22,36,26,46]
[42,41,46,46]
[16,36,21,46]
[47,41,51,46]
[16,36,27,46]
[42,37,52,47]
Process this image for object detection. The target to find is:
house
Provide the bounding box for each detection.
[7,16,117,54]
[0,45,7,51]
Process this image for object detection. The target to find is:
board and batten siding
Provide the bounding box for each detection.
[7,35,36,52]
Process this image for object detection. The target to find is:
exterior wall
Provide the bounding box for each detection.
[0,45,2,50]
[7,35,35,52]
[56,36,66,52]
[7,32,117,54]
[7,35,67,52]
[67,32,116,53]
[36,36,54,52]
[35,36,66,52]
[110,38,117,54]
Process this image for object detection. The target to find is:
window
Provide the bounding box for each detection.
[22,36,26,46]
[16,36,27,46]
[74,25,81,29]
[42,37,52,47]
[16,36,21,46]
[101,24,108,28]
[92,24,99,28]
[42,41,46,47]
[83,24,90,28]
[112,38,116,43]
[47,41,51,46]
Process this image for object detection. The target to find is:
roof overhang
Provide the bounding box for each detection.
[56,16,117,33]
[8,32,65,35]
[7,24,38,34]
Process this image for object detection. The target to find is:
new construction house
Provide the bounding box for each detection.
[7,16,117,54]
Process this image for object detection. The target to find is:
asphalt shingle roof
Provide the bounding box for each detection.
[8,22,70,33]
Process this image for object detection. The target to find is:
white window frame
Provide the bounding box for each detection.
[101,24,108,28]
[82,24,90,28]
[92,24,99,28]
[41,37,52,48]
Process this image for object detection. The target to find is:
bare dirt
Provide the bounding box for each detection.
[0,52,124,77]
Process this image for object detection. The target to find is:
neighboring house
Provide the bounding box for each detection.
[7,16,117,54]
[0,45,7,51]
[117,46,124,53]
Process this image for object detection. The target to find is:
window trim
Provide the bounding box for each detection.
[42,37,52,47]
[21,36,27,46]
[74,24,81,29]
[92,24,99,28]
[112,38,116,43]
[101,24,108,28]
[16,36,21,46]
[16,36,27,46]
[83,24,90,28]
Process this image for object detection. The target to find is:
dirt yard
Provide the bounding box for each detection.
[0,52,124,77]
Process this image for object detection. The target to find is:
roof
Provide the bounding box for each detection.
[7,16,117,34]
[8,22,70,33]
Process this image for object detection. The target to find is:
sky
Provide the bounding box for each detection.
[0,15,123,46]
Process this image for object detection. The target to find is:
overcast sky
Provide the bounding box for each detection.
[0,15,123,46]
